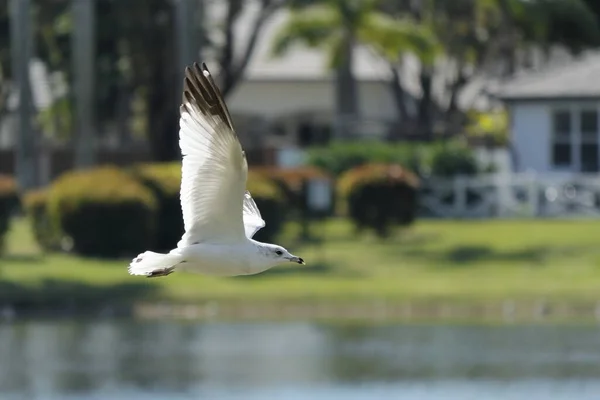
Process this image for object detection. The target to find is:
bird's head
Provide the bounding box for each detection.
[261,244,305,266]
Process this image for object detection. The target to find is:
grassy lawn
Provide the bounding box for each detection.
[3,216,600,319]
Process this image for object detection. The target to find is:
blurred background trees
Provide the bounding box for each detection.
[3,0,600,249]
[3,0,600,163]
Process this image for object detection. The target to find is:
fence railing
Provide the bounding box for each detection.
[419,172,600,218]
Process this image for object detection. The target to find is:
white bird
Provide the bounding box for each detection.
[128,62,305,278]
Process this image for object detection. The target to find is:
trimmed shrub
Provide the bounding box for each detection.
[428,139,478,178]
[22,189,61,251]
[308,139,482,179]
[251,166,334,216]
[47,166,157,258]
[246,170,286,243]
[307,141,421,177]
[130,162,184,251]
[0,175,19,252]
[338,164,419,238]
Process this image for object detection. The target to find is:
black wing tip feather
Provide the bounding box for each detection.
[181,61,233,130]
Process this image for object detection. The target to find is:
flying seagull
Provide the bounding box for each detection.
[128,62,305,278]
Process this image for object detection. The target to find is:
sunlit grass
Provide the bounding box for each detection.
[3,216,600,306]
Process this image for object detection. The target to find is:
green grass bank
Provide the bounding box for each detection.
[3,217,600,323]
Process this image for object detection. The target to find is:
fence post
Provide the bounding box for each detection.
[527,172,538,217]
[454,175,467,217]
[495,173,513,218]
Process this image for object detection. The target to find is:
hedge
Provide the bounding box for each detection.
[307,139,484,178]
[47,166,157,258]
[130,162,184,251]
[338,163,419,238]
[307,141,420,177]
[251,166,333,217]
[246,170,287,243]
[18,164,291,257]
[129,163,289,248]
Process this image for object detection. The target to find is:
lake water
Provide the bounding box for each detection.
[1,319,600,399]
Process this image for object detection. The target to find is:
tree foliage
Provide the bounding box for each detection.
[382,0,600,133]
[273,0,439,138]
[3,0,281,161]
[274,0,600,141]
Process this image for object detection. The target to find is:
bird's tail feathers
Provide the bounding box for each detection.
[128,251,183,277]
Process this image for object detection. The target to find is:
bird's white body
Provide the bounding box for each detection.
[128,62,304,278]
[173,240,275,276]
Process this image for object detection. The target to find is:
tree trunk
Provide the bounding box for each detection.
[417,67,433,138]
[218,0,280,98]
[145,5,180,162]
[334,30,359,140]
[147,64,179,162]
[116,84,132,147]
[389,65,409,121]
[387,64,410,141]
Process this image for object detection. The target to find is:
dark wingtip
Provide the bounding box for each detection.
[179,60,234,131]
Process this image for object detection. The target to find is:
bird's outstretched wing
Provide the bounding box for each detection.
[242,190,266,238]
[177,62,247,246]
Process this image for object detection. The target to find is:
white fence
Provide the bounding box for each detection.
[420,172,600,219]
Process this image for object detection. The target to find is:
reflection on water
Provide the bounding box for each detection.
[1,320,600,399]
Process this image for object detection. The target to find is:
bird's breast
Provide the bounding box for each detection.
[177,242,258,276]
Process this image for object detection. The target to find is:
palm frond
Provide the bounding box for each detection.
[270,5,341,57]
[359,14,442,65]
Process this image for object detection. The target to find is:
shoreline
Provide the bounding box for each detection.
[3,298,600,325]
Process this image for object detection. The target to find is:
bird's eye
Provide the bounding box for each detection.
[275,250,283,256]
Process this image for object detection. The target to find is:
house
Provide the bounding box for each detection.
[213,4,401,155]
[496,51,600,175]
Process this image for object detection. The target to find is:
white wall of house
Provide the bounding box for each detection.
[510,102,550,172]
[228,81,334,117]
[227,79,398,127]
[509,100,600,175]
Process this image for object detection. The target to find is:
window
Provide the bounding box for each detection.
[581,143,598,172]
[551,110,572,167]
[580,110,599,172]
[297,122,332,147]
[580,110,598,134]
[551,108,600,172]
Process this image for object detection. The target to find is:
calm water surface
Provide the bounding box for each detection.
[1,319,600,399]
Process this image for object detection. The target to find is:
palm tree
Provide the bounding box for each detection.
[271,0,439,139]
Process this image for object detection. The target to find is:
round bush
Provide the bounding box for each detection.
[246,170,286,243]
[47,166,157,258]
[338,163,419,238]
[130,162,184,251]
[0,174,19,252]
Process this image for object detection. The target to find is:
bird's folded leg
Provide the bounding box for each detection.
[146,266,175,278]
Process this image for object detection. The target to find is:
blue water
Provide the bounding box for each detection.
[2,320,600,399]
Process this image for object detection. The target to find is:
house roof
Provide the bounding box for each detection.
[495,51,600,101]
